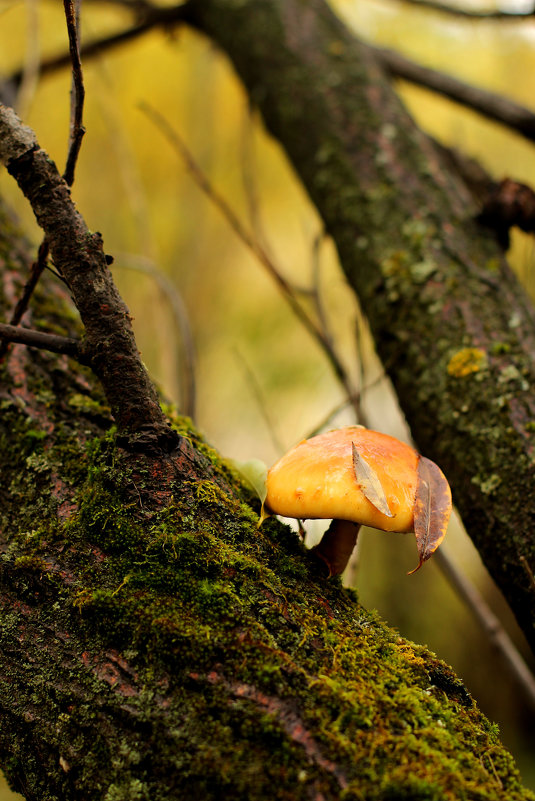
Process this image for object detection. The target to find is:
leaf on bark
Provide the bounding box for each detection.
[352,442,393,518]
[410,455,452,574]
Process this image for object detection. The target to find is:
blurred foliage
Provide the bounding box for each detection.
[0,0,535,798]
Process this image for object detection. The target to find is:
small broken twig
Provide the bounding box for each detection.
[0,323,83,360]
[0,238,50,361]
[435,547,535,713]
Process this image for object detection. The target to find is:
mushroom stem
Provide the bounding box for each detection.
[311,520,361,577]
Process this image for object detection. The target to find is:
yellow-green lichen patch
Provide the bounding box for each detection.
[472,473,502,495]
[447,348,488,378]
[410,258,437,284]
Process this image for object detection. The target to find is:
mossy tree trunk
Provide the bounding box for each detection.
[186,0,535,654]
[0,199,532,800]
[1,0,535,798]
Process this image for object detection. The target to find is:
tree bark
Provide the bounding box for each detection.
[1,1,535,798]
[0,199,532,798]
[0,105,178,453]
[186,0,535,655]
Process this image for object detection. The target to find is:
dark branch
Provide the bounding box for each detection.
[478,178,535,248]
[7,2,194,93]
[0,322,82,359]
[373,45,535,144]
[0,3,86,362]
[0,239,50,361]
[396,0,535,19]
[0,104,178,452]
[5,2,534,153]
[63,0,86,187]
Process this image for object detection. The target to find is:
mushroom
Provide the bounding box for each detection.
[265,426,452,576]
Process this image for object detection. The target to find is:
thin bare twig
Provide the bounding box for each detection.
[310,232,336,355]
[372,45,535,145]
[113,253,197,420]
[520,555,535,592]
[305,398,352,439]
[435,547,535,712]
[63,0,85,186]
[15,0,40,115]
[234,349,287,456]
[395,0,535,19]
[140,101,360,408]
[240,108,271,255]
[0,239,50,360]
[0,322,83,360]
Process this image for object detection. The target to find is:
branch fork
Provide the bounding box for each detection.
[0,104,178,452]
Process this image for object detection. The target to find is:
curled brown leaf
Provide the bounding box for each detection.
[410,455,452,574]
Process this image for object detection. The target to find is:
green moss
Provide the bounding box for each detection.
[0,214,532,799]
[490,342,511,356]
[67,393,111,417]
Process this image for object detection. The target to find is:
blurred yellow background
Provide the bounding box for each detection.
[0,0,534,796]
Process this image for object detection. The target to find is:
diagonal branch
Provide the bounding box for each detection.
[0,104,178,452]
[0,322,83,359]
[4,2,534,148]
[372,44,535,144]
[140,102,361,411]
[394,0,535,19]
[63,0,86,187]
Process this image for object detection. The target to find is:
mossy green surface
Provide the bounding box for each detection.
[0,400,533,800]
[0,42,534,800]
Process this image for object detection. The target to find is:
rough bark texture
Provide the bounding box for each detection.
[0,201,533,799]
[0,105,178,452]
[1,0,535,798]
[186,0,535,654]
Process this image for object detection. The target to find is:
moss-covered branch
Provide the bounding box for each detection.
[185,0,535,655]
[0,199,532,799]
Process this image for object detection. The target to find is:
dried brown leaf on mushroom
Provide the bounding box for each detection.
[352,441,394,518]
[410,455,452,574]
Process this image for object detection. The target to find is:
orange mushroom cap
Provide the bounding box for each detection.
[266,426,419,532]
[266,426,452,573]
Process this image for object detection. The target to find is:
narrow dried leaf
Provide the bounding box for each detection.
[352,442,393,518]
[409,456,452,574]
[229,458,269,526]
[230,458,268,501]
